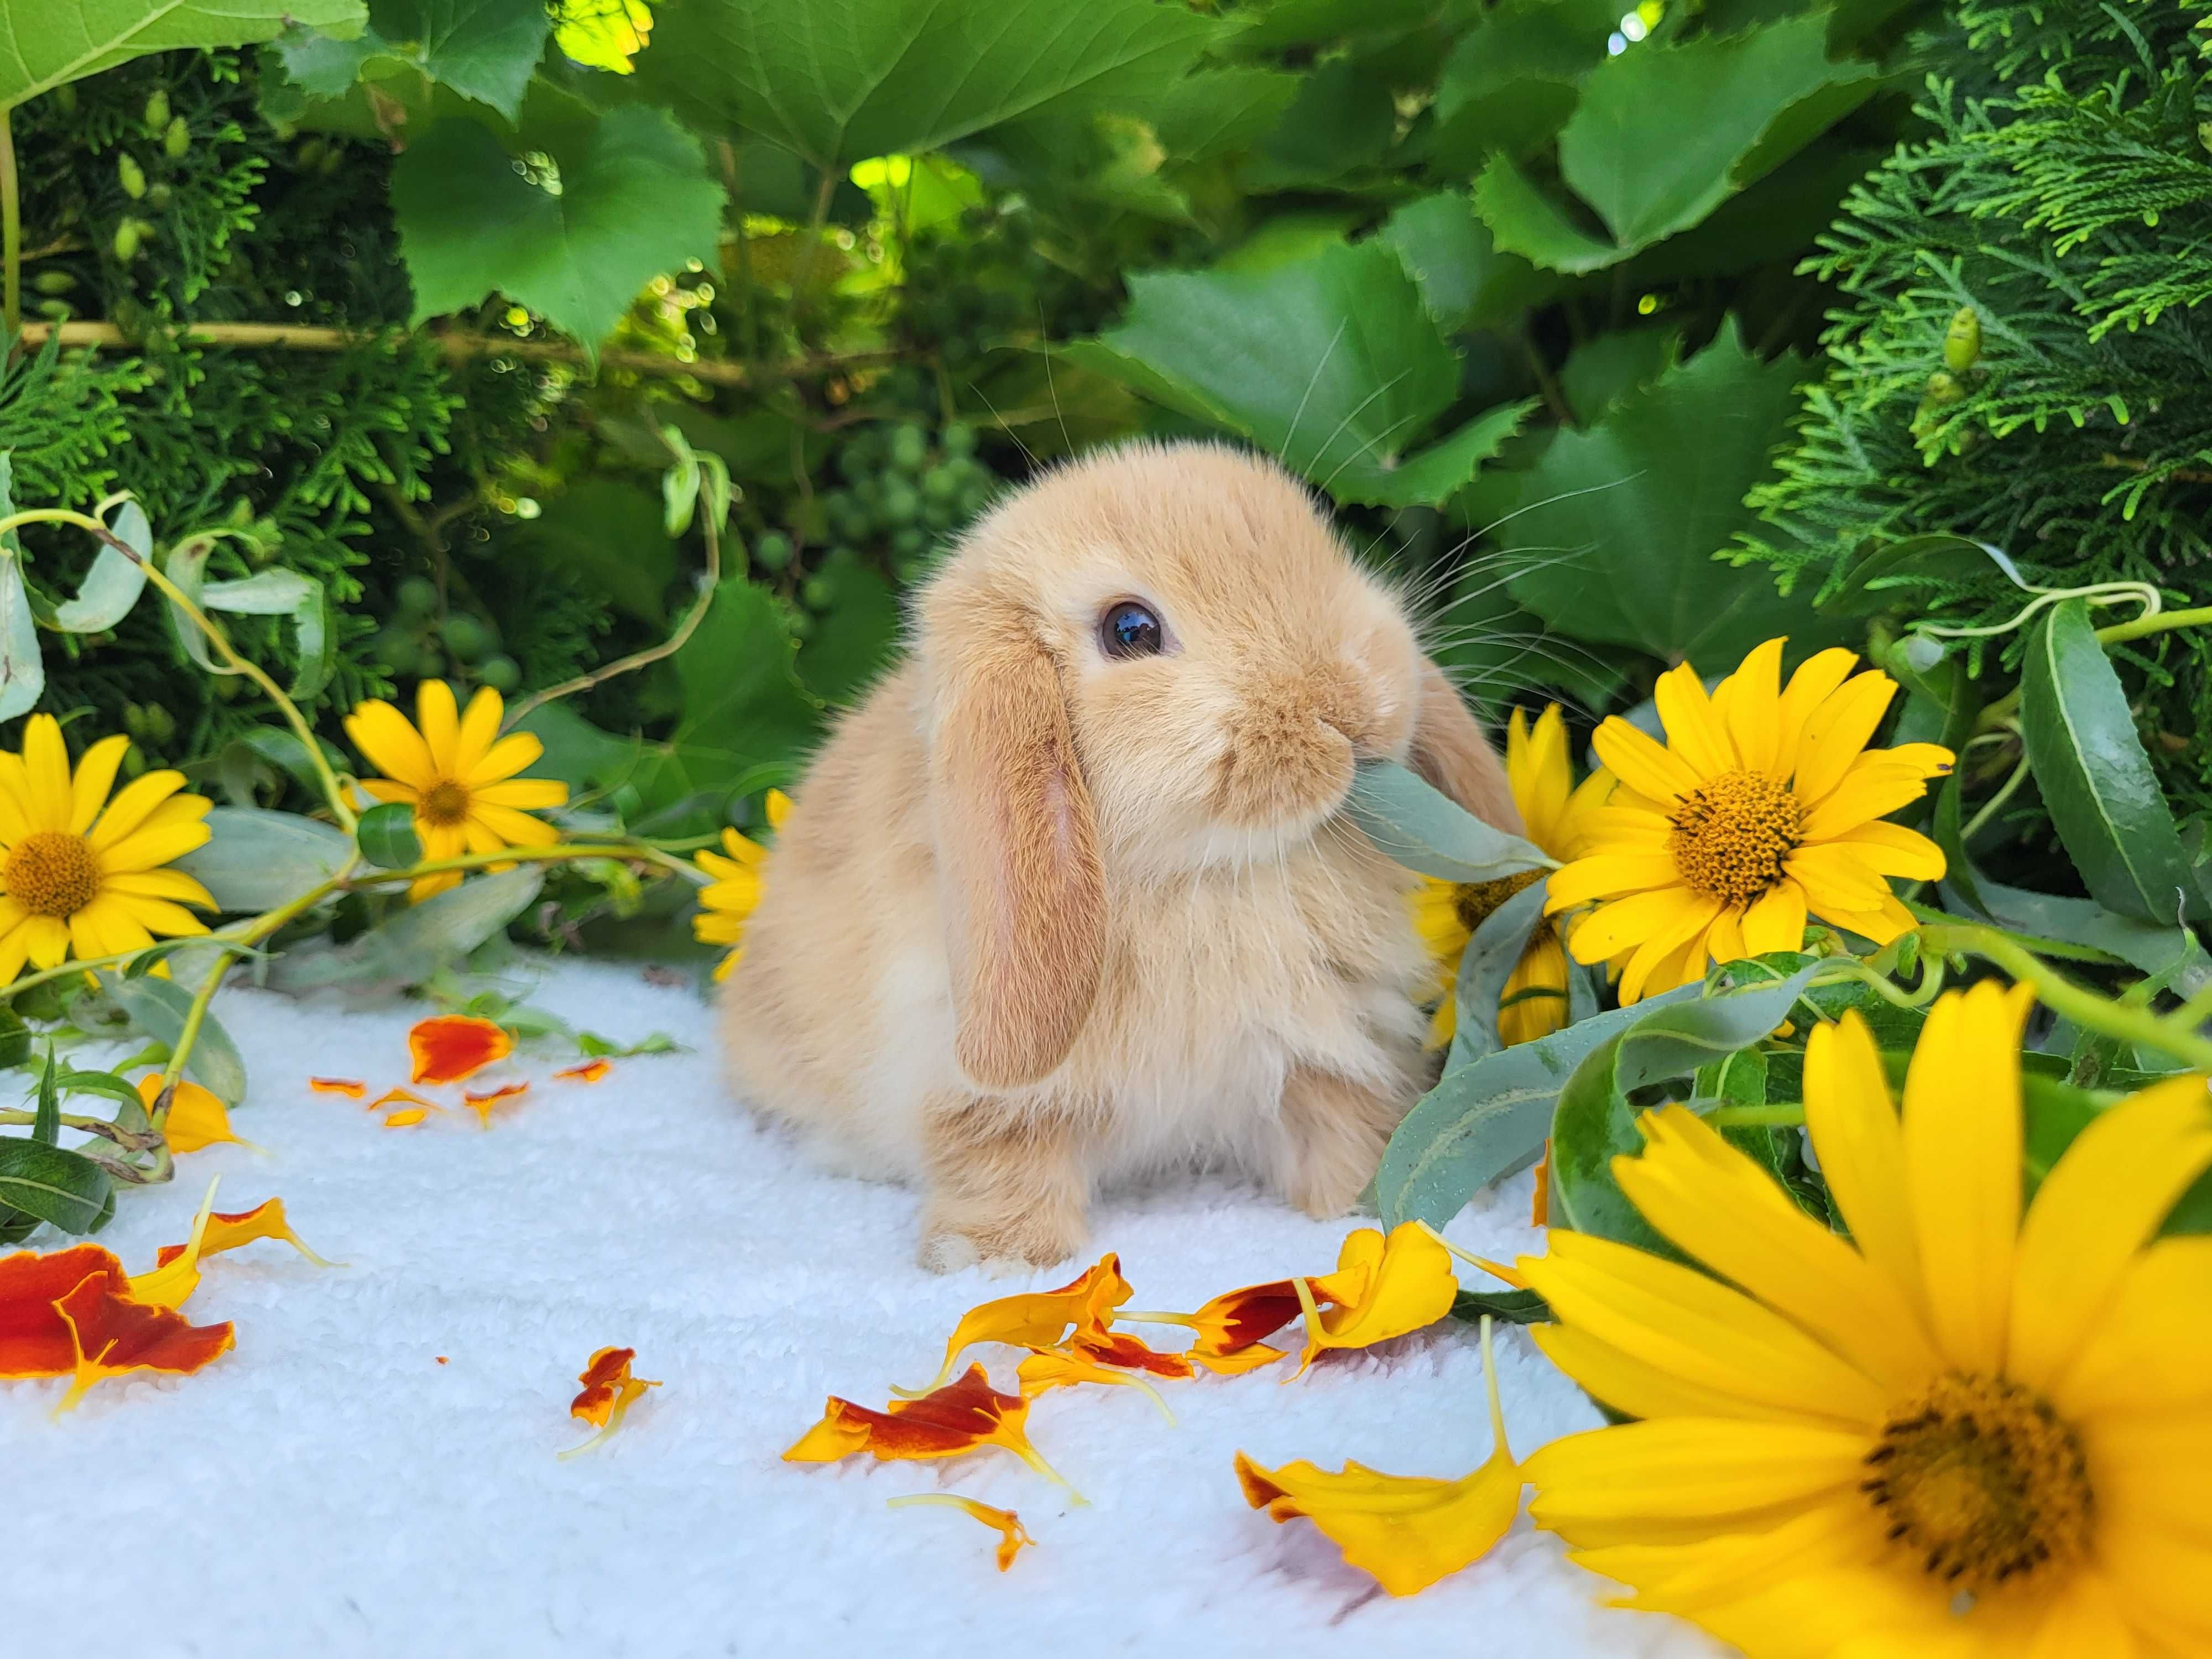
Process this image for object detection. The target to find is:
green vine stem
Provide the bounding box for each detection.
[1704,1104,1807,1128]
[1,108,19,336]
[2096,603,2212,648]
[1919,922,2212,1071]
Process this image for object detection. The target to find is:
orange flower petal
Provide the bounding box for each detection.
[1532,1144,1553,1228]
[369,1087,440,1113]
[408,1015,514,1085]
[382,1107,433,1128]
[148,1198,333,1276]
[309,1077,367,1098]
[462,1081,530,1127]
[136,1074,254,1156]
[553,1059,611,1084]
[0,1244,127,1376]
[785,1364,1076,1493]
[911,1253,1133,1392]
[1069,1327,1194,1381]
[51,1267,234,1412]
[886,1493,1034,1572]
[562,1345,660,1455]
[1120,1277,1339,1374]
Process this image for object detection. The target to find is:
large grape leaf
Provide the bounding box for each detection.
[1061,239,1530,508]
[1475,14,1879,272]
[1499,321,1849,671]
[274,0,550,122]
[0,0,365,108]
[1426,0,1619,173]
[392,104,723,352]
[633,0,1218,173]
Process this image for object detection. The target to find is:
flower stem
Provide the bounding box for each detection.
[1704,1104,1808,1128]
[2095,603,2212,648]
[1919,923,2212,1071]
[347,841,699,887]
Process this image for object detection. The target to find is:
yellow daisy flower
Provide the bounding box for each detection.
[0,714,216,981]
[1412,705,1613,1048]
[694,789,790,982]
[1519,981,2212,1658]
[1546,638,1953,1004]
[344,681,568,902]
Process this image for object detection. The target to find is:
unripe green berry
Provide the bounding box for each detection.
[118,154,147,199]
[441,614,494,662]
[34,299,72,321]
[477,654,521,693]
[1943,307,1981,374]
[754,531,794,571]
[143,89,170,133]
[112,220,144,262]
[1924,369,1965,406]
[163,116,190,160]
[801,575,838,611]
[146,182,173,210]
[395,575,439,615]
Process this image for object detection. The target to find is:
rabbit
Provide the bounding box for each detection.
[719,440,1521,1272]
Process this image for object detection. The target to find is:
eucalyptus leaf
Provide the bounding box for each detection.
[0,1139,114,1235]
[162,537,227,675]
[267,866,544,994]
[0,552,42,721]
[2020,598,2202,924]
[201,568,335,700]
[107,975,249,1104]
[0,1008,29,1071]
[1375,979,1703,1228]
[1345,760,1555,884]
[357,801,426,870]
[51,500,152,633]
[173,807,354,913]
[1445,877,1553,1067]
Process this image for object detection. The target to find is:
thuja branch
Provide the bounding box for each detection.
[13,320,907,388]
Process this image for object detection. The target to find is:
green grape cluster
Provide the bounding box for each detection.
[372,576,522,692]
[786,416,999,611]
[894,204,1114,366]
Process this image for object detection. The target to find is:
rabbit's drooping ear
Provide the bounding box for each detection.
[930,609,1107,1090]
[1408,655,1522,833]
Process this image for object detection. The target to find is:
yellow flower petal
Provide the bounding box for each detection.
[472,729,546,786]
[1507,703,1574,853]
[1771,648,1860,771]
[1817,820,1947,880]
[1498,928,1570,1047]
[453,686,504,779]
[1516,1231,1889,1425]
[101,868,218,907]
[415,680,462,774]
[1531,1322,1811,1424]
[85,769,187,852]
[472,776,568,811]
[1785,842,1893,918]
[1792,670,1896,805]
[19,714,74,830]
[345,700,440,791]
[1618,893,1722,1003]
[1613,1105,1938,1389]
[1591,717,1703,803]
[1545,851,1683,909]
[2052,1237,2212,1420]
[1718,637,1786,776]
[1525,1417,1872,1534]
[1563,885,1706,962]
[67,734,131,835]
[1739,880,1807,956]
[1802,1011,1926,1318]
[765,788,793,829]
[1903,980,2032,1374]
[23,915,69,969]
[96,815,213,875]
[2008,1076,2212,1394]
[1292,1222,1458,1375]
[0,752,31,843]
[1653,664,1736,779]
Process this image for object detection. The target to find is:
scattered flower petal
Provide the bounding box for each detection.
[1290,1224,1459,1379]
[383,1107,434,1128]
[886,1493,1035,1572]
[553,1059,611,1084]
[137,1074,256,1155]
[1122,1279,1327,1376]
[309,1077,367,1098]
[1237,1320,1523,1596]
[462,1081,530,1127]
[369,1086,440,1113]
[408,1014,514,1085]
[786,1364,1078,1495]
[1,1243,126,1376]
[50,1266,234,1414]
[562,1345,659,1457]
[1015,1348,1176,1422]
[910,1254,1132,1394]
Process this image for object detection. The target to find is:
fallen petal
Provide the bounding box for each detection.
[309,1077,367,1098]
[408,1015,514,1085]
[51,1269,234,1414]
[553,1059,611,1084]
[462,1082,530,1127]
[562,1345,659,1457]
[0,1244,128,1376]
[137,1075,255,1156]
[886,1493,1034,1572]
[910,1254,1131,1394]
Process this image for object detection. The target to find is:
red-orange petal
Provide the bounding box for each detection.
[786,1365,1034,1462]
[462,1082,530,1127]
[149,1198,331,1271]
[553,1059,611,1084]
[1072,1328,1196,1381]
[368,1086,440,1113]
[0,1244,127,1377]
[51,1269,234,1410]
[309,1077,367,1098]
[408,1015,514,1085]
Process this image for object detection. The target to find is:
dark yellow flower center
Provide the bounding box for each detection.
[1666,768,1802,905]
[1452,867,1547,934]
[420,779,471,828]
[3,830,102,918]
[1862,1373,2093,1594]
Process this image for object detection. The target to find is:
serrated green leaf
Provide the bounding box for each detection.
[795,549,900,709]
[0,1139,114,1235]
[173,806,354,914]
[1428,0,1618,171]
[0,0,366,108]
[1224,0,1436,50]
[2020,598,2202,924]
[1063,239,1518,508]
[1375,979,1703,1228]
[357,801,426,869]
[108,977,248,1105]
[1345,760,1555,885]
[51,500,152,634]
[393,105,724,353]
[1152,66,1298,163]
[638,0,1217,173]
[1373,191,1558,333]
[1500,321,1851,672]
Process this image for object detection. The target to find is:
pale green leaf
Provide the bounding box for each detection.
[1344,759,1555,884]
[172,807,354,914]
[108,977,249,1104]
[0,0,366,108]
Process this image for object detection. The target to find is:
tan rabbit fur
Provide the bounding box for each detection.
[719,440,1520,1272]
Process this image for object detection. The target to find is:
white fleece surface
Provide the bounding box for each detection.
[0,957,1728,1659]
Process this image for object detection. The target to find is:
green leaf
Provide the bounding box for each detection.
[1446,877,1553,1068]
[1152,66,1298,164]
[200,567,336,701]
[0,1008,28,1071]
[1448,1286,1552,1326]
[0,1139,114,1235]
[0,549,39,722]
[637,0,1218,173]
[1428,0,1619,171]
[1224,0,1436,50]
[655,578,822,826]
[1373,191,1558,333]
[34,1048,60,1145]
[1817,534,2001,617]
[51,500,152,634]
[1375,979,1705,1228]
[107,976,249,1105]
[392,105,725,353]
[1614,961,1824,1091]
[2020,598,2202,924]
[268,866,544,994]
[1345,760,1555,885]
[1477,15,1877,272]
[357,801,426,869]
[0,0,366,108]
[1062,239,1517,508]
[795,549,901,708]
[173,806,354,913]
[499,479,675,626]
[1500,321,1850,673]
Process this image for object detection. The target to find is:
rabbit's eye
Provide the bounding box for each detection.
[1099,600,1165,659]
